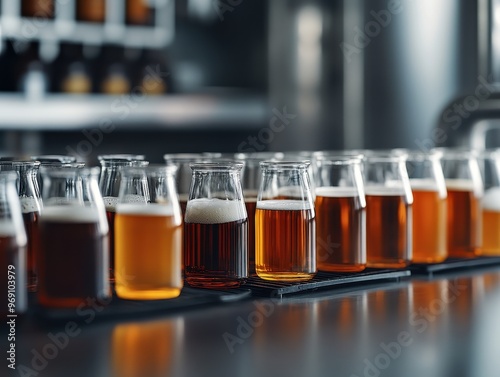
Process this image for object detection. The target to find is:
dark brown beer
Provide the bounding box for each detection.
[21,198,40,291]
[366,190,412,268]
[446,180,481,258]
[38,207,110,308]
[0,227,27,316]
[184,199,248,288]
[315,187,366,272]
[255,200,316,281]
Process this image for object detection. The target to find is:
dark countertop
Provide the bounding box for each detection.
[8,267,500,377]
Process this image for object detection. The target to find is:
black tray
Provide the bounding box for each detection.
[31,287,252,323]
[410,256,500,275]
[244,269,411,298]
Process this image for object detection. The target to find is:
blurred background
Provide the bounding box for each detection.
[1,0,500,164]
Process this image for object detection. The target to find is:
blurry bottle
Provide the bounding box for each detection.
[61,62,92,94]
[22,0,54,19]
[54,44,93,94]
[101,63,131,94]
[77,0,106,23]
[126,0,154,26]
[16,43,49,99]
[137,50,169,95]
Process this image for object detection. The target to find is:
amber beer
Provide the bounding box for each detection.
[38,206,109,308]
[21,198,40,291]
[255,200,316,280]
[410,180,447,263]
[480,188,500,255]
[184,198,248,288]
[115,204,183,299]
[315,187,366,272]
[0,222,27,316]
[366,189,412,268]
[446,179,481,257]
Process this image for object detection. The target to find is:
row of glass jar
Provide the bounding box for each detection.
[1,148,498,312]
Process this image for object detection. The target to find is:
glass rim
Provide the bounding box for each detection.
[121,164,178,175]
[100,159,149,167]
[40,164,93,175]
[431,147,479,159]
[476,148,500,159]
[260,160,311,169]
[313,154,363,164]
[97,154,145,161]
[30,155,77,163]
[189,161,244,171]
[0,160,41,168]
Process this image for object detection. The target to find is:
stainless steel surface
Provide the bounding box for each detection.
[13,268,500,377]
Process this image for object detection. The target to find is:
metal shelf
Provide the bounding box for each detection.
[0,0,174,49]
[0,93,269,130]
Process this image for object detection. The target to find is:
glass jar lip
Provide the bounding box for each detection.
[30,155,77,163]
[260,160,311,169]
[400,149,443,161]
[476,148,500,159]
[189,161,244,171]
[97,154,145,162]
[121,164,178,175]
[313,154,363,164]
[40,164,93,176]
[0,160,41,168]
[312,150,368,159]
[100,159,149,167]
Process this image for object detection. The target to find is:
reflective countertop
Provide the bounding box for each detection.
[11,267,500,377]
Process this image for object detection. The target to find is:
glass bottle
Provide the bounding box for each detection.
[184,162,248,288]
[0,172,28,316]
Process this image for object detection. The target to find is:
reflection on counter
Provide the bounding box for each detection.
[111,316,184,377]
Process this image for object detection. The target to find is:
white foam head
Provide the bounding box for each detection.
[483,187,500,212]
[0,220,17,237]
[256,199,312,211]
[20,197,40,214]
[184,198,246,224]
[41,206,100,223]
[445,179,475,191]
[315,187,359,198]
[116,203,175,216]
[103,196,118,211]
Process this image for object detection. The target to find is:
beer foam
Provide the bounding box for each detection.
[315,187,359,198]
[409,179,439,191]
[445,179,475,191]
[256,200,312,211]
[244,197,258,203]
[0,220,16,237]
[116,203,175,216]
[122,194,147,204]
[184,198,246,224]
[41,206,100,223]
[20,197,40,214]
[364,186,405,196]
[483,187,500,212]
[103,196,118,211]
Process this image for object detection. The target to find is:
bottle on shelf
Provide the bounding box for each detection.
[21,0,54,19]
[126,0,154,26]
[77,0,106,23]
[54,44,93,94]
[101,63,131,95]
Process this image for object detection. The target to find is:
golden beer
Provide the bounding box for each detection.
[480,187,500,255]
[315,187,366,272]
[115,204,183,299]
[410,181,447,263]
[446,179,481,258]
[255,200,316,280]
[366,189,412,268]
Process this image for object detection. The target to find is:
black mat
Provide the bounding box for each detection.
[244,269,411,298]
[410,256,500,275]
[30,287,252,322]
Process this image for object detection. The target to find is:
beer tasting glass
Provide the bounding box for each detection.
[99,157,148,282]
[255,160,316,281]
[314,155,366,272]
[364,153,413,268]
[184,161,248,288]
[478,150,500,255]
[234,151,284,274]
[0,172,27,315]
[437,148,483,258]
[38,166,110,308]
[164,153,218,215]
[405,150,447,263]
[114,165,183,300]
[0,160,42,292]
